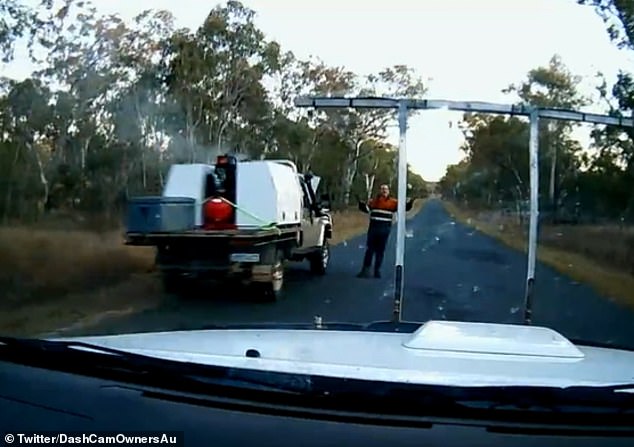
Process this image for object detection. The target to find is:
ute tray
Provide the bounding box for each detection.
[124,226,298,247]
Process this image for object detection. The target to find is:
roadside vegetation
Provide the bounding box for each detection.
[443,201,634,309]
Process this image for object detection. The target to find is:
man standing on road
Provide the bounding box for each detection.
[357,184,414,278]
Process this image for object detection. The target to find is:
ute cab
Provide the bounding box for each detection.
[293,171,333,273]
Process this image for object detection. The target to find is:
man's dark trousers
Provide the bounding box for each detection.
[362,225,391,276]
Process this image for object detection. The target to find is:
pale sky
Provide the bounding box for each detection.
[4,0,633,181]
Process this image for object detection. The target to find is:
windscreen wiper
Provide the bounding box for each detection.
[195,320,421,332]
[0,336,460,415]
[0,337,495,413]
[197,322,368,331]
[0,336,312,394]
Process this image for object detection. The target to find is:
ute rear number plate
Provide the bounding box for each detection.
[230,253,260,263]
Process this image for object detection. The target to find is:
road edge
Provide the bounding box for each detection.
[441,200,634,310]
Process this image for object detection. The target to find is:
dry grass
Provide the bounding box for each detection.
[0,226,155,309]
[539,225,634,274]
[1,274,163,338]
[330,199,427,245]
[0,224,156,335]
[0,200,427,336]
[443,201,634,308]
[329,210,371,245]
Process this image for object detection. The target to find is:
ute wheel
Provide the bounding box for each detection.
[309,239,330,275]
[254,253,285,302]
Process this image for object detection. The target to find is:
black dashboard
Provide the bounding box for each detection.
[1,360,633,447]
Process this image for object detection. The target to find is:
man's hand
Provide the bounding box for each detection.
[358,201,370,214]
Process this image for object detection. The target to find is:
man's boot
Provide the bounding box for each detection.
[356,267,371,278]
[374,269,381,278]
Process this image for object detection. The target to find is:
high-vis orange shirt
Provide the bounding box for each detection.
[367,196,398,225]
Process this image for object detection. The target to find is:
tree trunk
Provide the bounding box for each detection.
[28,142,49,217]
[3,146,20,223]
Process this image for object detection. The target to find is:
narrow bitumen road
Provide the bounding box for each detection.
[67,199,634,348]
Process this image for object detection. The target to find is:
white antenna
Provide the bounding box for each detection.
[294,96,633,324]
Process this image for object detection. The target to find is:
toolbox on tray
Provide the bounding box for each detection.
[126,196,196,233]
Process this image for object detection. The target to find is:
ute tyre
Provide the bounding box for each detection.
[309,239,329,275]
[255,252,285,302]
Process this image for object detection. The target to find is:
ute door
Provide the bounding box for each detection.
[298,176,321,249]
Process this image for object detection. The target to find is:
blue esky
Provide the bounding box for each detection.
[3,0,632,181]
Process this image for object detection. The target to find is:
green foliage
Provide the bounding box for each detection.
[441,33,634,222]
[577,0,633,50]
[0,0,429,223]
[4,0,633,223]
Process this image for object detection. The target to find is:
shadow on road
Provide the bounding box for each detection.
[168,262,319,304]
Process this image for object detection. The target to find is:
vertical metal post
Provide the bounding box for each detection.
[524,109,540,325]
[392,101,408,323]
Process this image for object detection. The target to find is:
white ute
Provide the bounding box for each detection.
[124,154,333,300]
